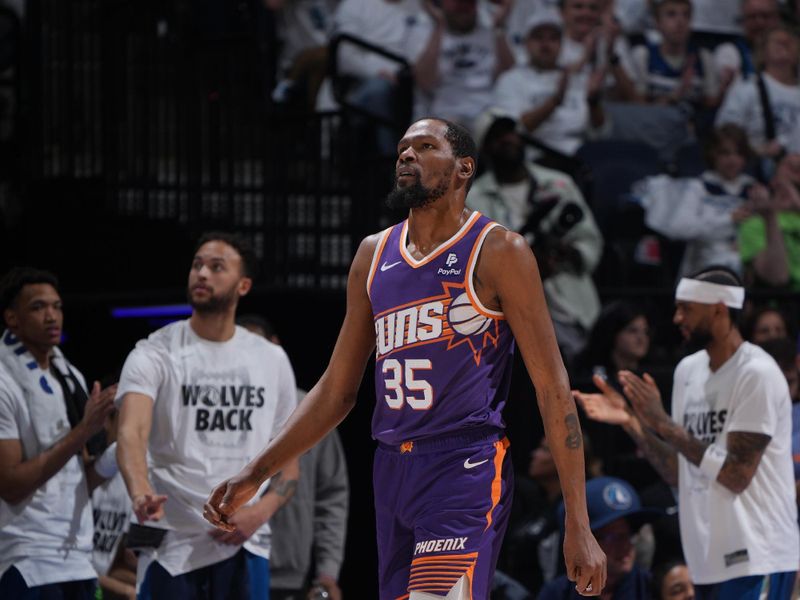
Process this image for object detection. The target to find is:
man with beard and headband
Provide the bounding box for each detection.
[203,118,607,599]
[575,266,799,599]
[115,232,300,599]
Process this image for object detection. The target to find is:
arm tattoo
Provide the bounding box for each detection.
[626,423,679,486]
[564,413,582,449]
[268,471,298,498]
[717,431,770,494]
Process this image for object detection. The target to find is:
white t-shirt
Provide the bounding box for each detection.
[333,0,426,78]
[275,0,337,72]
[493,65,590,155]
[92,473,132,576]
[0,362,96,586]
[409,22,499,131]
[671,342,799,584]
[716,72,800,150]
[690,0,742,34]
[116,320,298,576]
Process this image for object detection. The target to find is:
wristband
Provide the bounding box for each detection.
[698,443,727,481]
[94,441,119,479]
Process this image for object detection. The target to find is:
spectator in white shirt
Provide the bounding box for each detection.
[411,0,515,133]
[713,0,781,82]
[493,10,606,155]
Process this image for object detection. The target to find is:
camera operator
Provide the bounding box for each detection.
[468,113,603,360]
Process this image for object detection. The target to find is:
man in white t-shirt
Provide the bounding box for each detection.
[575,267,800,597]
[411,0,515,133]
[492,10,606,156]
[116,232,300,599]
[0,267,116,599]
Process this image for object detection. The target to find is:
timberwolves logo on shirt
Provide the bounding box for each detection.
[181,366,264,446]
[683,394,726,444]
[374,282,499,366]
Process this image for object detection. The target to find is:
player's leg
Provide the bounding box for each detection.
[409,437,514,599]
[374,446,417,600]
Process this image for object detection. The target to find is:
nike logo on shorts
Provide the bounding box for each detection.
[381,260,402,272]
[463,458,488,469]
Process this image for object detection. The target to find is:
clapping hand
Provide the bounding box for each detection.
[573,373,631,425]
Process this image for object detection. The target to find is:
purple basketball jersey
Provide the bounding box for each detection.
[367,211,515,445]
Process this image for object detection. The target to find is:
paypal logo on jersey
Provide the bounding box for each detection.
[438,252,462,276]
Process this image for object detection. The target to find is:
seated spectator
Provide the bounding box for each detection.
[716,25,800,167]
[630,0,723,107]
[737,152,800,288]
[743,305,791,344]
[267,0,338,109]
[557,0,638,101]
[634,124,756,278]
[538,477,657,599]
[468,114,603,359]
[318,0,427,148]
[492,10,607,156]
[651,559,695,600]
[713,0,781,81]
[411,0,515,133]
[573,301,659,484]
[501,435,603,595]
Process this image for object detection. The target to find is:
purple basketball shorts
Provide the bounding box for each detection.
[373,428,514,599]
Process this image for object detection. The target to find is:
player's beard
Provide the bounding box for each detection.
[684,324,713,354]
[187,285,238,314]
[385,170,451,210]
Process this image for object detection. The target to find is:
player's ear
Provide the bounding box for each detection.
[457,156,475,186]
[238,277,253,297]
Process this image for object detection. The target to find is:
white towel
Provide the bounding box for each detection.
[0,329,85,448]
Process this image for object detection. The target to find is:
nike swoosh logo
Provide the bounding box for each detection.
[464,458,488,469]
[380,260,402,272]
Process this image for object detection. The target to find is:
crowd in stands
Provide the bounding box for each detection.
[264,0,800,597]
[2,0,800,598]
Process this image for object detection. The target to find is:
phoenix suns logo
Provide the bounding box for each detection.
[374,282,500,366]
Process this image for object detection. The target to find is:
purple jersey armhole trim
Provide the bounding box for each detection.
[465,222,506,319]
[367,226,394,300]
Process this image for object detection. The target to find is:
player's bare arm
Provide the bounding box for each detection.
[476,227,607,596]
[203,234,379,530]
[619,370,770,494]
[117,392,168,522]
[0,381,115,505]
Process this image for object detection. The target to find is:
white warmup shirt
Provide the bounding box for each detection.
[116,320,298,578]
[0,358,96,586]
[493,65,590,155]
[92,473,132,576]
[671,342,799,584]
[716,72,800,150]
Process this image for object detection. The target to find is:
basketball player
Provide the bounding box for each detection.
[575,267,799,599]
[204,119,607,598]
[116,233,300,599]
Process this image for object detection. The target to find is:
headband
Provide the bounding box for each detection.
[675,278,745,309]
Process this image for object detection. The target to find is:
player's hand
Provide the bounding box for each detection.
[309,574,342,600]
[133,493,168,523]
[564,520,606,596]
[573,373,631,425]
[80,381,117,438]
[208,503,268,545]
[618,371,668,431]
[203,471,262,532]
